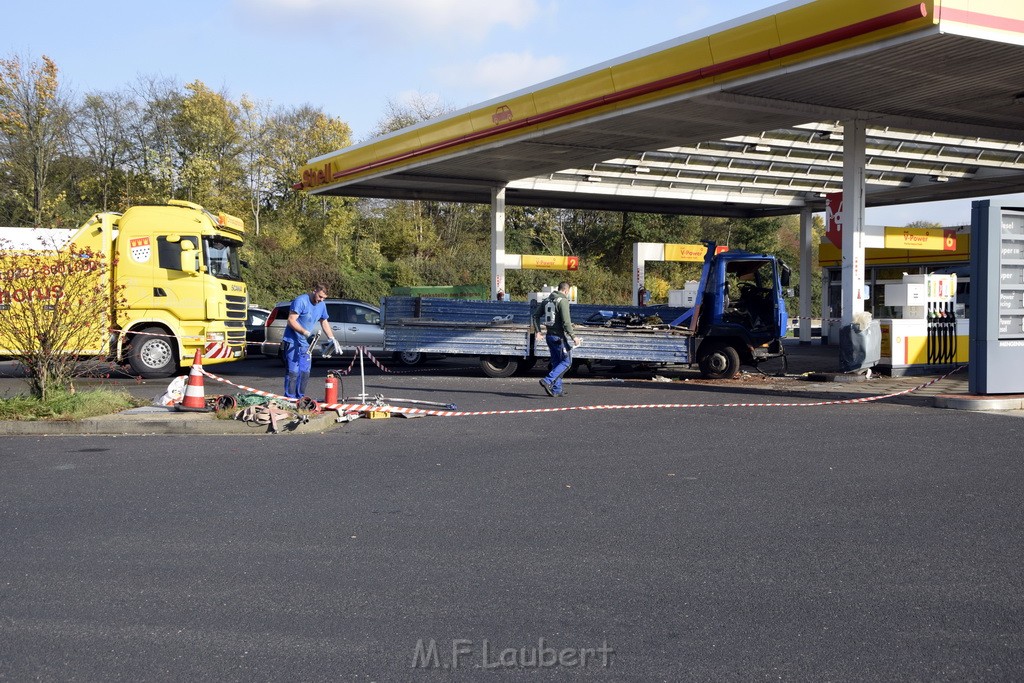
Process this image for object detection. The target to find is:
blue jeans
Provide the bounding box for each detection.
[283,340,312,399]
[543,334,572,394]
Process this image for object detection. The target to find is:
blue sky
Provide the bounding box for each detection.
[7,0,1021,225]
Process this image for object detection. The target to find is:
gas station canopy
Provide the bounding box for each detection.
[297,0,1024,218]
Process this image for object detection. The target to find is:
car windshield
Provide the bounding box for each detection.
[204,237,242,280]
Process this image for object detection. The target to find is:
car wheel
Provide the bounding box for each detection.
[128,327,179,378]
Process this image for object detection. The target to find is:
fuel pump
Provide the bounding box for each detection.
[881,273,964,374]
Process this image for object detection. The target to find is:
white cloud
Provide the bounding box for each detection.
[243,0,541,37]
[434,51,567,99]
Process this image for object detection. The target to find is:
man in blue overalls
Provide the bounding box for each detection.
[282,284,342,400]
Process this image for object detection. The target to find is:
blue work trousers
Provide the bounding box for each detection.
[543,334,572,394]
[283,340,312,399]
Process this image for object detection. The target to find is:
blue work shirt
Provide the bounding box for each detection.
[282,293,330,346]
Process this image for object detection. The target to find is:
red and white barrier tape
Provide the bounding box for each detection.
[198,365,963,418]
[327,348,477,375]
[326,354,359,376]
[198,368,299,404]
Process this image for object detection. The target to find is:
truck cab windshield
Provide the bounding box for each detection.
[204,238,242,280]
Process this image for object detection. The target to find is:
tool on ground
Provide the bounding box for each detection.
[236,403,309,433]
[369,394,458,410]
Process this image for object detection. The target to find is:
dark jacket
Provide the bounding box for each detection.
[532,291,577,344]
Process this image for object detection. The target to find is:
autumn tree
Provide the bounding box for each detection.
[240,104,356,304]
[0,231,123,400]
[171,80,244,211]
[0,53,73,226]
[72,91,137,211]
[123,75,180,202]
[237,95,274,236]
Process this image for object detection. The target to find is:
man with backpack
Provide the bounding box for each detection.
[531,281,582,398]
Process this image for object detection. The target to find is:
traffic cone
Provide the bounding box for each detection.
[176,349,210,411]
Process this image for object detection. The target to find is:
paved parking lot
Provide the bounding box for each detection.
[3,341,1023,679]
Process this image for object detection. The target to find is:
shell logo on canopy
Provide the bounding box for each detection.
[301,162,335,189]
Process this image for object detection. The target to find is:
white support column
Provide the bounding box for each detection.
[490,186,506,300]
[799,206,813,343]
[840,119,867,326]
[631,242,666,306]
[632,243,643,306]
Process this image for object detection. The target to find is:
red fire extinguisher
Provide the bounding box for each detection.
[325,372,338,404]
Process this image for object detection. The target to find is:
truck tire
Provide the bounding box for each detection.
[128,327,179,378]
[698,343,741,380]
[479,356,519,378]
[394,351,424,367]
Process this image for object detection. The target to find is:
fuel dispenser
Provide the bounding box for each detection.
[878,273,968,375]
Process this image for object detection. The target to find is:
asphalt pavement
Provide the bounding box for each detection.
[2,373,1022,680]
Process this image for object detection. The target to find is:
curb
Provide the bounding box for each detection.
[0,407,342,436]
[933,393,1024,412]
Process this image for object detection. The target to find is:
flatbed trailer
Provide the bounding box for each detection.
[383,298,693,377]
[382,245,790,379]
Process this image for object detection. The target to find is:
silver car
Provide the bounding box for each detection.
[260,299,423,366]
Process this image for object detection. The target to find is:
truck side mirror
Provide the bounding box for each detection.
[179,242,200,274]
[780,265,792,288]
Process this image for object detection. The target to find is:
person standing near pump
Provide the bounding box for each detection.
[282,284,343,400]
[532,281,582,398]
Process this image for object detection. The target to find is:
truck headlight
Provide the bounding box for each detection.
[206,332,225,342]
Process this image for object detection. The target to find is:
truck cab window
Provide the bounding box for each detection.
[203,238,242,280]
[156,236,199,271]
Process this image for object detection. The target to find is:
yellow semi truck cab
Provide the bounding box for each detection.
[0,200,248,378]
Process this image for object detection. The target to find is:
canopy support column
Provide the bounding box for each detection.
[490,185,507,300]
[799,206,813,343]
[840,119,867,326]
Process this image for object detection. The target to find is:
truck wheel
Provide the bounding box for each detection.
[394,351,424,366]
[479,356,519,378]
[698,343,741,380]
[128,327,178,378]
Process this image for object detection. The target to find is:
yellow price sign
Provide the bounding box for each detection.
[521,255,579,271]
[884,227,957,251]
[664,244,707,262]
[664,244,727,262]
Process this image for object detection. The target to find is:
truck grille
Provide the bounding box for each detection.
[226,294,247,319]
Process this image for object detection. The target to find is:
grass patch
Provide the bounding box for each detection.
[0,389,146,421]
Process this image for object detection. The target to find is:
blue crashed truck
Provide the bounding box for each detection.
[382,245,790,379]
